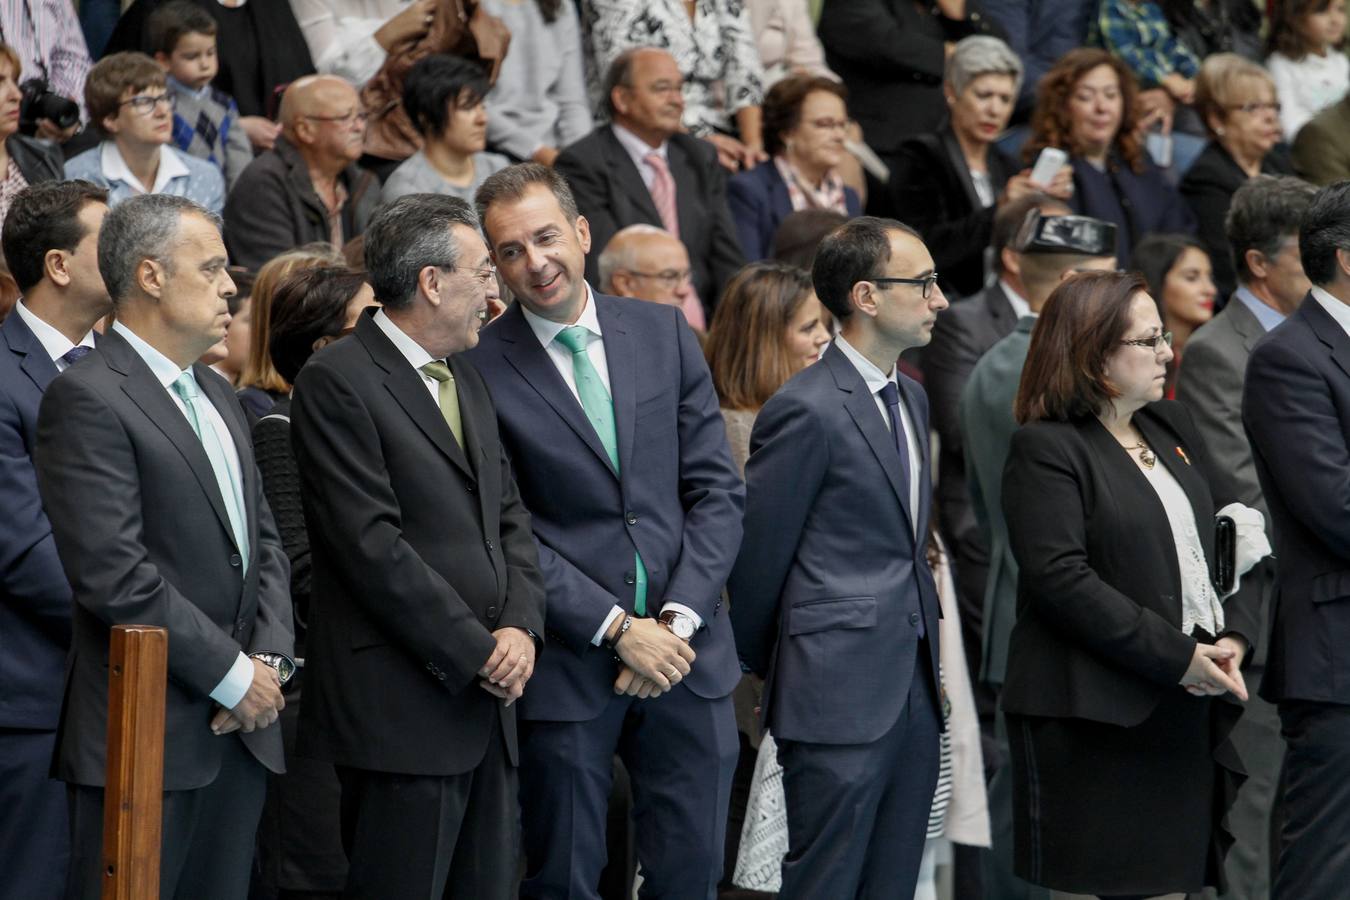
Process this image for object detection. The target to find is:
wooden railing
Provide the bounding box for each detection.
[101,624,167,900]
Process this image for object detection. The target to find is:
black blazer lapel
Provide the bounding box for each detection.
[496,304,619,477]
[449,354,495,527]
[826,347,916,533]
[603,129,663,225]
[1302,292,1350,381]
[898,378,929,535]
[940,128,983,211]
[594,296,637,478]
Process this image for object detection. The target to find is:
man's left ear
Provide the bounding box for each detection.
[1337,247,1350,279]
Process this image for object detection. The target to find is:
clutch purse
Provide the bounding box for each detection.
[1215,514,1237,595]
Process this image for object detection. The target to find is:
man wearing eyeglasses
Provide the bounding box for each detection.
[223,74,378,270]
[289,194,545,899]
[597,224,703,330]
[65,52,225,215]
[729,216,949,898]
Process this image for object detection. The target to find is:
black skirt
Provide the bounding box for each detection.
[1007,688,1229,896]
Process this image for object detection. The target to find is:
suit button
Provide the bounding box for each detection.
[466,483,476,493]
[485,539,495,551]
[624,572,636,586]
[426,662,433,670]
[437,672,446,681]
[626,512,638,525]
[487,605,498,618]
[909,612,920,626]
[229,554,241,567]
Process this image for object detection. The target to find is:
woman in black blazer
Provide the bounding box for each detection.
[1000,271,1266,897]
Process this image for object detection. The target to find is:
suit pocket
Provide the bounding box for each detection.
[787,596,877,636]
[1310,570,1350,604]
[349,620,387,650]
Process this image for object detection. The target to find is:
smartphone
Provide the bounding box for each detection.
[1215,515,1236,594]
[1029,147,1068,187]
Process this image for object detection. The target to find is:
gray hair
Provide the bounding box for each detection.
[474,162,580,244]
[945,35,1023,98]
[1226,175,1317,284]
[363,193,481,310]
[98,194,219,305]
[597,224,670,291]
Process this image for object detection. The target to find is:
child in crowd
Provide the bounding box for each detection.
[148,0,252,189]
[1092,0,1201,105]
[65,52,225,213]
[1267,0,1350,139]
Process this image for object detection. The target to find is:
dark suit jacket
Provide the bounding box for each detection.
[817,0,998,155]
[0,311,74,729]
[890,128,1017,297]
[727,160,862,262]
[1179,141,1294,300]
[463,293,744,722]
[1244,293,1350,704]
[729,342,942,746]
[1069,152,1196,263]
[555,128,745,312]
[922,282,1020,647]
[33,328,292,790]
[1000,402,1258,726]
[289,312,544,775]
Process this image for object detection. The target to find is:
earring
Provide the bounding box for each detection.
[1215,126,1225,136]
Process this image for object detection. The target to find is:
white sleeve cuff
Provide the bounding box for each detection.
[591,605,625,646]
[660,602,704,631]
[208,651,253,709]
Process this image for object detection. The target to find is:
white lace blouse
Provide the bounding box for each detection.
[1138,458,1224,637]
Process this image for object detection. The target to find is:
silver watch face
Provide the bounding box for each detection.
[669,615,696,640]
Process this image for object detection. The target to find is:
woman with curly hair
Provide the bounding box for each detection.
[1023,48,1195,263]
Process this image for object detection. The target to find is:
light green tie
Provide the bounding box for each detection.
[420,360,464,448]
[554,326,648,615]
[172,372,249,572]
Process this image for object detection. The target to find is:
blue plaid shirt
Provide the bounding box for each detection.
[1090,0,1200,86]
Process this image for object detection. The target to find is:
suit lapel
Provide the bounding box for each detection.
[604,129,663,225]
[941,129,983,210]
[496,304,618,477]
[1135,410,1207,524]
[3,312,60,394]
[667,139,699,238]
[1225,295,1264,352]
[449,354,493,524]
[898,378,928,535]
[1303,292,1350,381]
[595,297,637,478]
[985,282,1016,333]
[194,363,255,552]
[827,347,915,531]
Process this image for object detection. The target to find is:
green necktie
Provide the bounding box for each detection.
[172,372,249,572]
[420,360,464,449]
[554,325,648,615]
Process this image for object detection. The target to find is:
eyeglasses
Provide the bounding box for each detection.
[433,263,497,286]
[872,272,940,299]
[303,109,369,126]
[119,93,175,115]
[1120,331,1173,351]
[625,268,691,289]
[1226,101,1282,115]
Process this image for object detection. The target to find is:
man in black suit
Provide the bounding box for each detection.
[555,47,745,317]
[34,194,292,900]
[730,217,948,898]
[290,194,545,900]
[0,181,109,900]
[921,192,1068,688]
[1244,181,1350,898]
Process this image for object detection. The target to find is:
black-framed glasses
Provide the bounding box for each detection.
[625,268,691,289]
[873,272,939,299]
[1120,331,1173,351]
[119,93,175,114]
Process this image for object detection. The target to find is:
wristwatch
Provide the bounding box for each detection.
[249,651,297,687]
[659,610,696,642]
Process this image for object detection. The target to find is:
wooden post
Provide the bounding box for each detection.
[101,625,167,900]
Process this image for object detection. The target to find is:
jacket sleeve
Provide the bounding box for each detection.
[727,171,770,262]
[224,161,297,271]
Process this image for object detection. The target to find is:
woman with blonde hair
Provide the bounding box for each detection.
[237,243,345,419]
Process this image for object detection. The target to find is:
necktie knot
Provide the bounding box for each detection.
[644,151,669,174]
[61,345,92,366]
[172,371,199,401]
[879,381,900,410]
[554,325,590,355]
[420,360,453,383]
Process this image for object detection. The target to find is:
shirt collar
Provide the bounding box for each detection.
[100,141,191,195]
[1311,285,1350,339]
[372,308,438,371]
[166,75,211,100]
[998,278,1032,319]
[521,282,602,349]
[834,334,895,396]
[1232,284,1287,333]
[13,299,94,363]
[112,319,191,388]
[612,123,668,168]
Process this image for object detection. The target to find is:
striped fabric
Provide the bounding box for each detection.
[925,665,954,839]
[0,0,92,116]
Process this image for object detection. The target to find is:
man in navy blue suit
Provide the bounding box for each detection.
[1244,181,1350,898]
[0,180,109,900]
[730,216,948,898]
[466,163,744,900]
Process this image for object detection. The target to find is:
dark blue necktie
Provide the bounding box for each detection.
[61,346,91,367]
[881,381,925,640]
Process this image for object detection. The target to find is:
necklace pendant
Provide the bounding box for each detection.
[1139,445,1156,469]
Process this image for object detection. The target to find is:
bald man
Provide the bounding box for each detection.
[223,75,379,269]
[598,224,705,330]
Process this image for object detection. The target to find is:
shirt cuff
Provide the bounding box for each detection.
[591,605,625,646]
[661,602,704,631]
[209,651,253,709]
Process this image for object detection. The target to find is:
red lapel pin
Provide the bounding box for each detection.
[1176,446,1190,465]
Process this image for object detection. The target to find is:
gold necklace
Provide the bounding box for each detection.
[1125,440,1156,469]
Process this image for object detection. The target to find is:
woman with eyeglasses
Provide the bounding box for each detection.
[1132,234,1218,399]
[727,74,861,262]
[1000,270,1268,899]
[252,264,375,898]
[1180,54,1295,301]
[65,52,225,213]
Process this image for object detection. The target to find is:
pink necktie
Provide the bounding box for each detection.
[645,151,679,238]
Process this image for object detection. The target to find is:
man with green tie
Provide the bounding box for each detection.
[34,193,293,900]
[289,193,546,899]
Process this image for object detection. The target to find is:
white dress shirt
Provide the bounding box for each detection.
[519,284,703,642]
[1312,285,1350,338]
[835,335,921,533]
[12,299,94,370]
[999,278,1032,320]
[112,320,254,709]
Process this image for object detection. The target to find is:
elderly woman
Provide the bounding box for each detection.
[727,75,862,261]
[892,36,1070,298]
[1024,48,1196,264]
[1180,54,1295,299]
[0,44,64,229]
[1001,270,1266,898]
